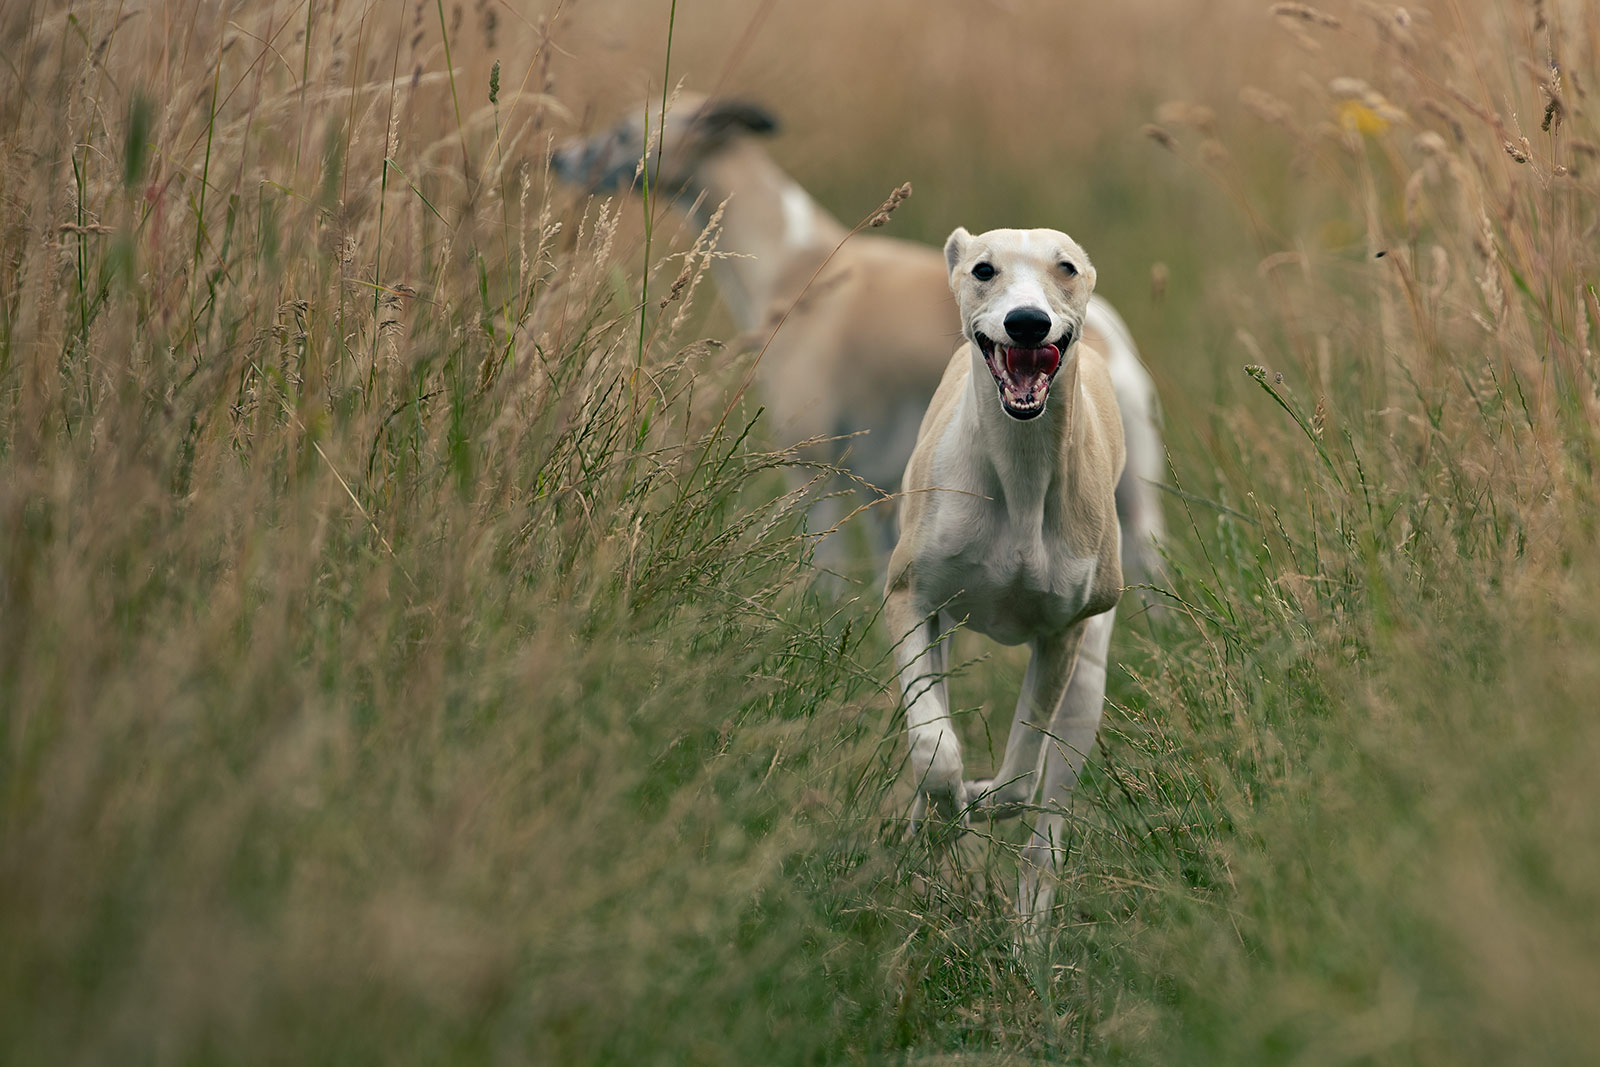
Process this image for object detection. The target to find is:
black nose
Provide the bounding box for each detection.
[1003,307,1052,347]
[551,145,584,181]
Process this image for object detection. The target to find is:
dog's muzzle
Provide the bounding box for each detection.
[975,329,1073,420]
[552,139,637,193]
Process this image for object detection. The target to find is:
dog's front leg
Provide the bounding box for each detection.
[885,588,966,829]
[1017,607,1116,934]
[965,623,1089,819]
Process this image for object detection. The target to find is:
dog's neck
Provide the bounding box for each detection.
[964,342,1083,529]
[680,141,847,331]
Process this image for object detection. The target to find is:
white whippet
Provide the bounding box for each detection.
[552,96,1166,584]
[886,226,1123,931]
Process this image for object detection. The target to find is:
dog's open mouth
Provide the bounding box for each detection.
[976,332,1065,420]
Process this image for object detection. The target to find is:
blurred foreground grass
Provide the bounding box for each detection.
[3,1,1599,1063]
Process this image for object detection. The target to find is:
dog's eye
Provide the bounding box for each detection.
[972,262,996,281]
[1058,260,1078,277]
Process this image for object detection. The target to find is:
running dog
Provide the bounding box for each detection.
[552,95,1166,583]
[886,226,1123,932]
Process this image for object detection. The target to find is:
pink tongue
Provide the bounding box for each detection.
[1004,345,1061,377]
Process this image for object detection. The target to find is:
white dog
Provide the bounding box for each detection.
[552,96,1166,583]
[885,226,1124,932]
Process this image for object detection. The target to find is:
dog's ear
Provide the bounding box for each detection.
[695,99,780,139]
[943,227,970,278]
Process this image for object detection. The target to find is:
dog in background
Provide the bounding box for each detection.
[552,95,1166,585]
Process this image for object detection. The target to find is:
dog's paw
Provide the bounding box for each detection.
[908,786,970,839]
[964,776,1033,820]
[910,731,963,790]
[929,777,971,821]
[907,730,968,834]
[907,779,970,838]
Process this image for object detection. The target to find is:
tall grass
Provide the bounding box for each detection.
[2,0,1599,1063]
[1108,4,1600,1059]
[0,2,893,1061]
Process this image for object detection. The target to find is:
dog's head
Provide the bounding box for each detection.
[551,94,779,196]
[944,227,1097,421]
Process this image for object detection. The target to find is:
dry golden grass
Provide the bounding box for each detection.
[3,0,1600,1062]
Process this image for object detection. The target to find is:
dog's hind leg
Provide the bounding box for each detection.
[1114,404,1167,591]
[1016,606,1115,934]
[799,477,854,588]
[1089,297,1167,589]
[839,399,928,572]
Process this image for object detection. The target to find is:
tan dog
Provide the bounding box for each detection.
[553,96,1166,580]
[886,226,1123,931]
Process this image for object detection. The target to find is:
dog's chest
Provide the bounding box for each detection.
[915,497,1103,645]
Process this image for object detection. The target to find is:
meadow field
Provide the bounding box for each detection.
[3,0,1599,1062]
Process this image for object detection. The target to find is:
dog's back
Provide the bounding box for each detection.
[757,235,958,493]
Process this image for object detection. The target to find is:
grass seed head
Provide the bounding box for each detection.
[1142,123,1177,150]
[1269,2,1341,27]
[866,181,912,228]
[1240,86,1295,127]
[1156,100,1218,133]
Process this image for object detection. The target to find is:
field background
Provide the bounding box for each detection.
[4,0,1600,1063]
